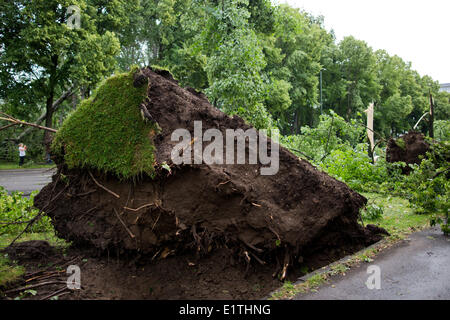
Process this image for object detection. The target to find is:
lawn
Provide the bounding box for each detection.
[0,161,55,170]
[0,232,69,289]
[361,192,430,238]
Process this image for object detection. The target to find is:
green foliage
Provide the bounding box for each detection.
[401,142,450,233]
[434,91,450,121]
[362,204,384,220]
[395,138,406,150]
[0,254,25,288]
[0,187,52,235]
[201,1,274,129]
[361,193,430,238]
[334,36,380,120]
[107,0,445,138]
[320,146,391,191]
[169,45,208,90]
[52,71,158,179]
[434,120,450,142]
[281,111,364,162]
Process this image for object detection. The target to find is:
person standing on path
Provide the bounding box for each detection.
[18,143,27,166]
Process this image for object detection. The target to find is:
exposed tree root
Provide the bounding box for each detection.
[88,171,120,199]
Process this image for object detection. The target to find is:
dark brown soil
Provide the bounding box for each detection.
[31,67,387,297]
[386,131,430,174]
[1,241,288,300]
[1,235,380,300]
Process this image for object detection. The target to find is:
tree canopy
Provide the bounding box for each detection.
[0,0,446,159]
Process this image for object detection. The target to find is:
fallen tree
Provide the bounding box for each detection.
[34,67,387,278]
[386,131,430,174]
[0,112,58,134]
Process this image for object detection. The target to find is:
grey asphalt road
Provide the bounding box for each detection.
[0,168,55,196]
[294,227,450,300]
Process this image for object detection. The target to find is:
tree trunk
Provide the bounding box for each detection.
[292,110,299,135]
[44,93,55,156]
[43,55,58,159]
[429,93,434,138]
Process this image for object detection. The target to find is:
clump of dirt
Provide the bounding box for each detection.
[3,241,55,262]
[34,67,387,282]
[386,131,430,174]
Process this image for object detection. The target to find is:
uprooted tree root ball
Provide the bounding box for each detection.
[35,67,387,281]
[386,131,430,174]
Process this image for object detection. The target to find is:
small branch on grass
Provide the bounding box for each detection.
[88,171,120,199]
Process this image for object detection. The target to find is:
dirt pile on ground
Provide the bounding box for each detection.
[386,131,430,174]
[34,67,386,278]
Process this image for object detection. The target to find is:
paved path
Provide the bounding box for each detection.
[0,168,55,196]
[294,227,450,300]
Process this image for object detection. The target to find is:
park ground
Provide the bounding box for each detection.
[0,169,448,300]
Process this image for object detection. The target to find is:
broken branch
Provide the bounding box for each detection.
[0,112,57,133]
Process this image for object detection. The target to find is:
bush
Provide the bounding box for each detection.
[281,111,364,163]
[434,120,450,142]
[362,204,384,220]
[401,141,450,233]
[0,187,52,235]
[319,144,391,192]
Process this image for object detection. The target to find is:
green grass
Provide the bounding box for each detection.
[0,232,69,290]
[52,69,159,179]
[270,192,431,300]
[0,232,69,249]
[0,188,69,289]
[361,192,430,237]
[0,254,24,288]
[0,161,55,170]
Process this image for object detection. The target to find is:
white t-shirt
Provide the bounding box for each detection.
[19,147,26,157]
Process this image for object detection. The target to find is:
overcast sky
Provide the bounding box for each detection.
[276,0,449,84]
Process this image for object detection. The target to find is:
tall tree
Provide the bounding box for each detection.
[0,0,133,152]
[201,0,273,129]
[337,36,380,120]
